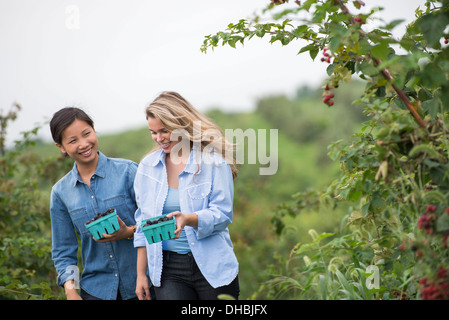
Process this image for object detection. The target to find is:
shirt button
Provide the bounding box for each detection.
[91,195,94,199]
[115,274,118,277]
[109,255,113,258]
[191,242,195,246]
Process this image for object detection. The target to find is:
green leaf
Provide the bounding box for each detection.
[423,190,448,206]
[309,46,319,60]
[436,214,449,233]
[371,44,390,61]
[359,60,378,76]
[255,29,265,38]
[211,35,219,46]
[329,34,342,52]
[429,163,449,188]
[298,44,319,60]
[292,25,309,38]
[418,13,449,47]
[362,202,370,218]
[369,196,384,212]
[319,275,327,300]
[422,98,440,119]
[326,63,336,76]
[218,294,236,300]
[409,144,443,161]
[314,232,334,242]
[384,19,405,30]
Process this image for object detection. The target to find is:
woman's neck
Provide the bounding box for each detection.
[76,155,99,187]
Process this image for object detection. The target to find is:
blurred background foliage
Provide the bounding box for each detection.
[0,80,364,299]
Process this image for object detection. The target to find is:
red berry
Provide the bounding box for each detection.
[425,204,437,213]
[354,16,364,26]
[437,266,448,279]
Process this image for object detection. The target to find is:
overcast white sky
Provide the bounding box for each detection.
[1,0,424,146]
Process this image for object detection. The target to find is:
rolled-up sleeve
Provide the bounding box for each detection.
[133,208,147,248]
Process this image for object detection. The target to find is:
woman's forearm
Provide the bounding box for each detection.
[136,247,148,276]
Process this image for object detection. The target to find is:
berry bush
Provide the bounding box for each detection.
[202,0,449,299]
[0,105,72,299]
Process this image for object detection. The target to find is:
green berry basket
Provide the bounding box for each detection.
[141,215,176,244]
[85,208,120,240]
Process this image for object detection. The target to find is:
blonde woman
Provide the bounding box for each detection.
[134,91,239,300]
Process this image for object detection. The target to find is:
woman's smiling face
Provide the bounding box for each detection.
[148,116,178,154]
[57,119,99,166]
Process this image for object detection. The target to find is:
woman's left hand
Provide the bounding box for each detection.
[94,216,134,242]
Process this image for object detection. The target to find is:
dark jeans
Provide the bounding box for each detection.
[154,250,239,300]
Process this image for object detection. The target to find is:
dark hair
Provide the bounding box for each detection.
[50,107,94,145]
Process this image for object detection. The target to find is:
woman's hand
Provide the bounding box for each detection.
[166,211,198,239]
[135,274,151,300]
[94,216,135,243]
[64,280,82,300]
[136,247,151,300]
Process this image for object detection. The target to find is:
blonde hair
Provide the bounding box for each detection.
[145,91,238,179]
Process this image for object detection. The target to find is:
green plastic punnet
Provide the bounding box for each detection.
[141,215,176,244]
[85,209,120,240]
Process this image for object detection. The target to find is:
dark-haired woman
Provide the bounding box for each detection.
[49,107,140,300]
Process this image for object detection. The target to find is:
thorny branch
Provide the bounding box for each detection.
[335,0,428,128]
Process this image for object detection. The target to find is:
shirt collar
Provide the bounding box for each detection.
[71,151,107,186]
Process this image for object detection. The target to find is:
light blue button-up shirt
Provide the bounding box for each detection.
[50,152,138,300]
[133,147,239,288]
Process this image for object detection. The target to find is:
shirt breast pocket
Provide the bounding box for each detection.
[69,207,90,235]
[187,182,211,210]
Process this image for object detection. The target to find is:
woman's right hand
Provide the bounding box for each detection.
[64,280,82,300]
[135,274,151,300]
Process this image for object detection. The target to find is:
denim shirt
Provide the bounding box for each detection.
[50,151,138,300]
[133,147,239,288]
